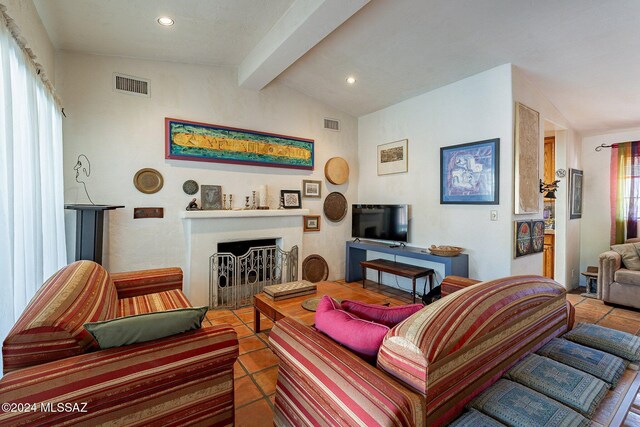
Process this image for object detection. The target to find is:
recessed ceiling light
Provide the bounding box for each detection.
[157,17,174,26]
[346,76,356,85]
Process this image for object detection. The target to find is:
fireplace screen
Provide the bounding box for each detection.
[209,245,298,309]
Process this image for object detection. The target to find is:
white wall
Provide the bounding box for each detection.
[57,52,358,288]
[358,65,514,288]
[512,66,582,288]
[2,0,54,82]
[581,127,640,276]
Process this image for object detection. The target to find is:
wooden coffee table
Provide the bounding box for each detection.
[253,281,404,332]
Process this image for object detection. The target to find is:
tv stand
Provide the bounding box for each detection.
[345,240,468,283]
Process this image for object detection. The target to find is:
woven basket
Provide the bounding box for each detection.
[428,245,463,257]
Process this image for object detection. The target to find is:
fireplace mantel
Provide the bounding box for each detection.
[180,209,309,219]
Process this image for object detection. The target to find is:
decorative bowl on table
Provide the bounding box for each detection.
[428,245,464,257]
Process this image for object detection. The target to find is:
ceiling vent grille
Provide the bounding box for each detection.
[324,118,340,131]
[113,73,150,97]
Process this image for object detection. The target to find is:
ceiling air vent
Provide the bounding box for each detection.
[324,118,340,131]
[113,73,150,97]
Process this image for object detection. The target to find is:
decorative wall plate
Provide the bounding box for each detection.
[324,157,349,185]
[182,179,199,195]
[302,254,329,283]
[133,168,164,194]
[323,192,347,222]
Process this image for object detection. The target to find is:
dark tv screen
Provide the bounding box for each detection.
[352,204,408,242]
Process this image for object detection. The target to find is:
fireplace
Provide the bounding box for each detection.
[210,239,298,309]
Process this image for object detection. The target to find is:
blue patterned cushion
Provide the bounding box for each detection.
[449,409,506,427]
[504,353,609,417]
[469,379,589,427]
[564,323,640,363]
[537,338,626,387]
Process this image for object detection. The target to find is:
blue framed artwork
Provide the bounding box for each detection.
[165,118,314,170]
[440,138,500,204]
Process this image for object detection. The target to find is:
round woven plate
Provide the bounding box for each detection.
[323,192,347,222]
[133,168,163,194]
[302,254,329,282]
[182,179,199,195]
[324,157,349,185]
[302,296,343,312]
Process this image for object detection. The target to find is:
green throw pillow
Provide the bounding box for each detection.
[611,243,640,270]
[84,306,208,349]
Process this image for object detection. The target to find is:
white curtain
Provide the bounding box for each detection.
[0,12,66,370]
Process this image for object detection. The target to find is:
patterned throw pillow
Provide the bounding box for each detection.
[536,338,626,387]
[449,409,506,427]
[504,353,609,417]
[564,323,640,363]
[469,379,589,427]
[340,300,423,327]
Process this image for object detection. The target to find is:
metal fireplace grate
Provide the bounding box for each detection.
[209,245,298,309]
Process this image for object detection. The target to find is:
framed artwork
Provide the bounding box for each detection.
[302,180,322,198]
[514,220,532,258]
[440,138,500,204]
[303,215,320,232]
[201,185,222,210]
[165,118,314,170]
[514,102,540,214]
[570,168,583,219]
[281,190,302,209]
[377,139,408,175]
[531,220,545,253]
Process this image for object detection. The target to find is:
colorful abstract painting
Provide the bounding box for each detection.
[165,118,314,170]
[515,220,532,258]
[440,138,500,204]
[531,220,545,253]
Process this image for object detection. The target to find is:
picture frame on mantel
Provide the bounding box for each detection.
[281,190,302,209]
[514,102,540,214]
[440,138,500,204]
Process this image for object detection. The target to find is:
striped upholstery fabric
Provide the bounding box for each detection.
[2,261,118,374]
[0,325,238,426]
[377,276,569,426]
[111,267,183,299]
[118,289,192,317]
[440,276,481,297]
[270,317,424,427]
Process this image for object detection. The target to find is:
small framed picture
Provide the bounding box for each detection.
[201,185,222,210]
[378,139,408,175]
[569,168,583,219]
[302,180,322,198]
[304,215,320,232]
[281,190,302,209]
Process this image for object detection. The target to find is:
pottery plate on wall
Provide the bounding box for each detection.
[134,168,164,194]
[323,192,347,222]
[324,157,349,185]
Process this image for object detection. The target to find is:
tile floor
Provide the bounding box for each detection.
[204,282,640,426]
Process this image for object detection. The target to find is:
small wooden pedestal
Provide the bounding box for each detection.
[64,204,124,265]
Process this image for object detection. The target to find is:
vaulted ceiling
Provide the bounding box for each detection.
[34,0,640,135]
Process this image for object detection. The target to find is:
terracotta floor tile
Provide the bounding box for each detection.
[234,376,264,408]
[234,324,255,339]
[261,318,274,329]
[597,315,640,335]
[575,311,606,324]
[207,309,233,318]
[233,306,254,316]
[239,348,279,373]
[212,314,243,326]
[258,332,271,343]
[239,336,267,355]
[253,366,278,396]
[235,398,273,427]
[236,311,255,324]
[566,294,585,305]
[234,361,247,379]
[612,307,640,321]
[580,298,614,314]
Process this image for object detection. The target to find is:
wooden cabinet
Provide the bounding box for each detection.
[543,233,554,278]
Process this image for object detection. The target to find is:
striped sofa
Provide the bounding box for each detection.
[1,261,238,426]
[270,275,572,426]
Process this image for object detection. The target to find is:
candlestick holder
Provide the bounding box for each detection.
[245,196,250,210]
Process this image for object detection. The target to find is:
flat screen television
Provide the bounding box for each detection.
[352,204,408,243]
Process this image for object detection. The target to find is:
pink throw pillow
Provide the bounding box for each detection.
[315,295,390,361]
[340,300,423,328]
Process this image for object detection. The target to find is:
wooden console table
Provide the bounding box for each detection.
[360,259,434,303]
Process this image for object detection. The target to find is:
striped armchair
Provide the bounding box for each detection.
[1,261,238,426]
[270,276,572,426]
